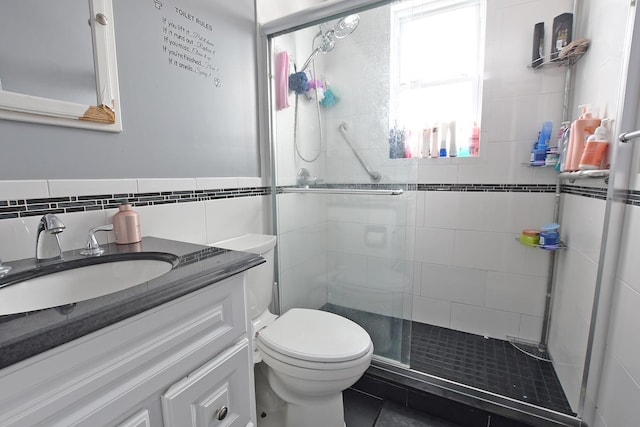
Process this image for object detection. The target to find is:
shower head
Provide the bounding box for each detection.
[300,14,360,72]
[333,14,360,39]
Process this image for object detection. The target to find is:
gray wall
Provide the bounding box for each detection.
[0,0,260,179]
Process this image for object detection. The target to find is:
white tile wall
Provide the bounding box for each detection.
[0,178,270,262]
[593,205,640,427]
[0,180,49,200]
[548,195,606,411]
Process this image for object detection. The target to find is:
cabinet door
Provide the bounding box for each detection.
[162,339,253,427]
[116,410,151,427]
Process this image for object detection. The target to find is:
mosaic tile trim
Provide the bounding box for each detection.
[561,184,608,201]
[0,186,271,220]
[277,183,557,193]
[624,189,640,207]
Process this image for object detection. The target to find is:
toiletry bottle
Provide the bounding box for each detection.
[579,119,611,170]
[469,122,480,157]
[566,105,601,171]
[556,121,571,171]
[448,121,457,157]
[430,125,439,158]
[439,122,448,157]
[421,127,431,158]
[113,202,142,244]
[534,122,552,166]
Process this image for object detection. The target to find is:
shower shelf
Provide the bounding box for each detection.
[516,238,567,251]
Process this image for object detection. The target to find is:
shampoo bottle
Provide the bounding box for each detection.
[469,122,480,157]
[113,202,142,244]
[579,119,611,170]
[566,105,601,171]
[448,121,457,157]
[430,125,439,158]
[439,121,448,157]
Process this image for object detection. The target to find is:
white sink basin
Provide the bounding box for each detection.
[0,259,173,315]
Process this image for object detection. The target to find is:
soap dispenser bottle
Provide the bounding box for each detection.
[113,202,142,244]
[579,119,612,170]
[565,105,601,171]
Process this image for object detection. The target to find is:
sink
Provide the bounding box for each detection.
[0,258,174,315]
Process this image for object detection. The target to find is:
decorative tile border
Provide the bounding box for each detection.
[0,186,271,220]
[277,183,557,193]
[561,184,608,201]
[3,182,638,222]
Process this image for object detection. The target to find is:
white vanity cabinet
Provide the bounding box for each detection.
[0,273,256,427]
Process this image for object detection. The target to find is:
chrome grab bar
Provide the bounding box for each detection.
[282,187,403,196]
[338,122,382,182]
[619,129,640,143]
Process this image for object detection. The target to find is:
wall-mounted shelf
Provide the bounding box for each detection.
[558,169,610,183]
[516,238,567,251]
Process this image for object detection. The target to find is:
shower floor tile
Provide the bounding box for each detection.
[322,304,574,416]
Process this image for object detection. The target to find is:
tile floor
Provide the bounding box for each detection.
[323,304,574,415]
[344,389,463,427]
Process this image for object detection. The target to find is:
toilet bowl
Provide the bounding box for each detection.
[210,234,373,427]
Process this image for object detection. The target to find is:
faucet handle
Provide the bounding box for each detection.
[80,224,114,256]
[0,258,11,277]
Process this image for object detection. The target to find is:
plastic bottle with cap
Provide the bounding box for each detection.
[579,119,612,170]
[565,105,601,171]
[112,202,142,244]
[469,122,480,157]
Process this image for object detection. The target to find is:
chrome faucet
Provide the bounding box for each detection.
[80,224,114,256]
[0,258,11,277]
[296,168,323,188]
[35,214,66,263]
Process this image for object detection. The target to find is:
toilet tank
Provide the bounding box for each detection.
[209,234,277,321]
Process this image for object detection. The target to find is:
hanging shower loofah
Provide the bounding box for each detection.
[288,71,309,95]
[321,86,338,107]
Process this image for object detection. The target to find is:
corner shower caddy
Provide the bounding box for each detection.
[510,168,610,361]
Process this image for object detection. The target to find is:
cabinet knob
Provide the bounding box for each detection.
[216,406,228,421]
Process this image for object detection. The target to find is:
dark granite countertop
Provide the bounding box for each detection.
[0,237,264,370]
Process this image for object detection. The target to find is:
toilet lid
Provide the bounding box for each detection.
[257,308,372,363]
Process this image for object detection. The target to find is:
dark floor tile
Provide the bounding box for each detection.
[374,401,463,427]
[344,389,383,427]
[352,374,408,406]
[407,389,489,427]
[324,304,574,416]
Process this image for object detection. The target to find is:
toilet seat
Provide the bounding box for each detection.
[256,308,373,369]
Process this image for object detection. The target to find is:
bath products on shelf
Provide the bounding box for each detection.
[469,122,480,157]
[439,122,448,157]
[520,229,541,247]
[551,13,573,61]
[448,121,457,157]
[579,119,612,170]
[556,121,571,171]
[389,124,406,159]
[565,105,601,171]
[530,122,553,166]
[421,128,431,158]
[539,223,560,248]
[531,22,544,68]
[430,125,439,158]
[113,202,142,244]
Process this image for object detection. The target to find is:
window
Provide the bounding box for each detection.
[390,0,483,158]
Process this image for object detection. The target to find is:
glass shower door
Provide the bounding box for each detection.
[270,5,416,366]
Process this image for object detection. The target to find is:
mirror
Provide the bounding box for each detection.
[0,0,121,131]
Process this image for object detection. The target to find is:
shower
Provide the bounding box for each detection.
[300,14,361,71]
[293,14,360,162]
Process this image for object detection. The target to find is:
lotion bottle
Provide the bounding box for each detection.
[113,202,142,244]
[430,125,439,158]
[566,105,601,171]
[579,119,611,170]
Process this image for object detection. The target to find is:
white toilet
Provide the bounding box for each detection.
[211,234,373,427]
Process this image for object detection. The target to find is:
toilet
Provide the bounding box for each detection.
[210,234,373,427]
